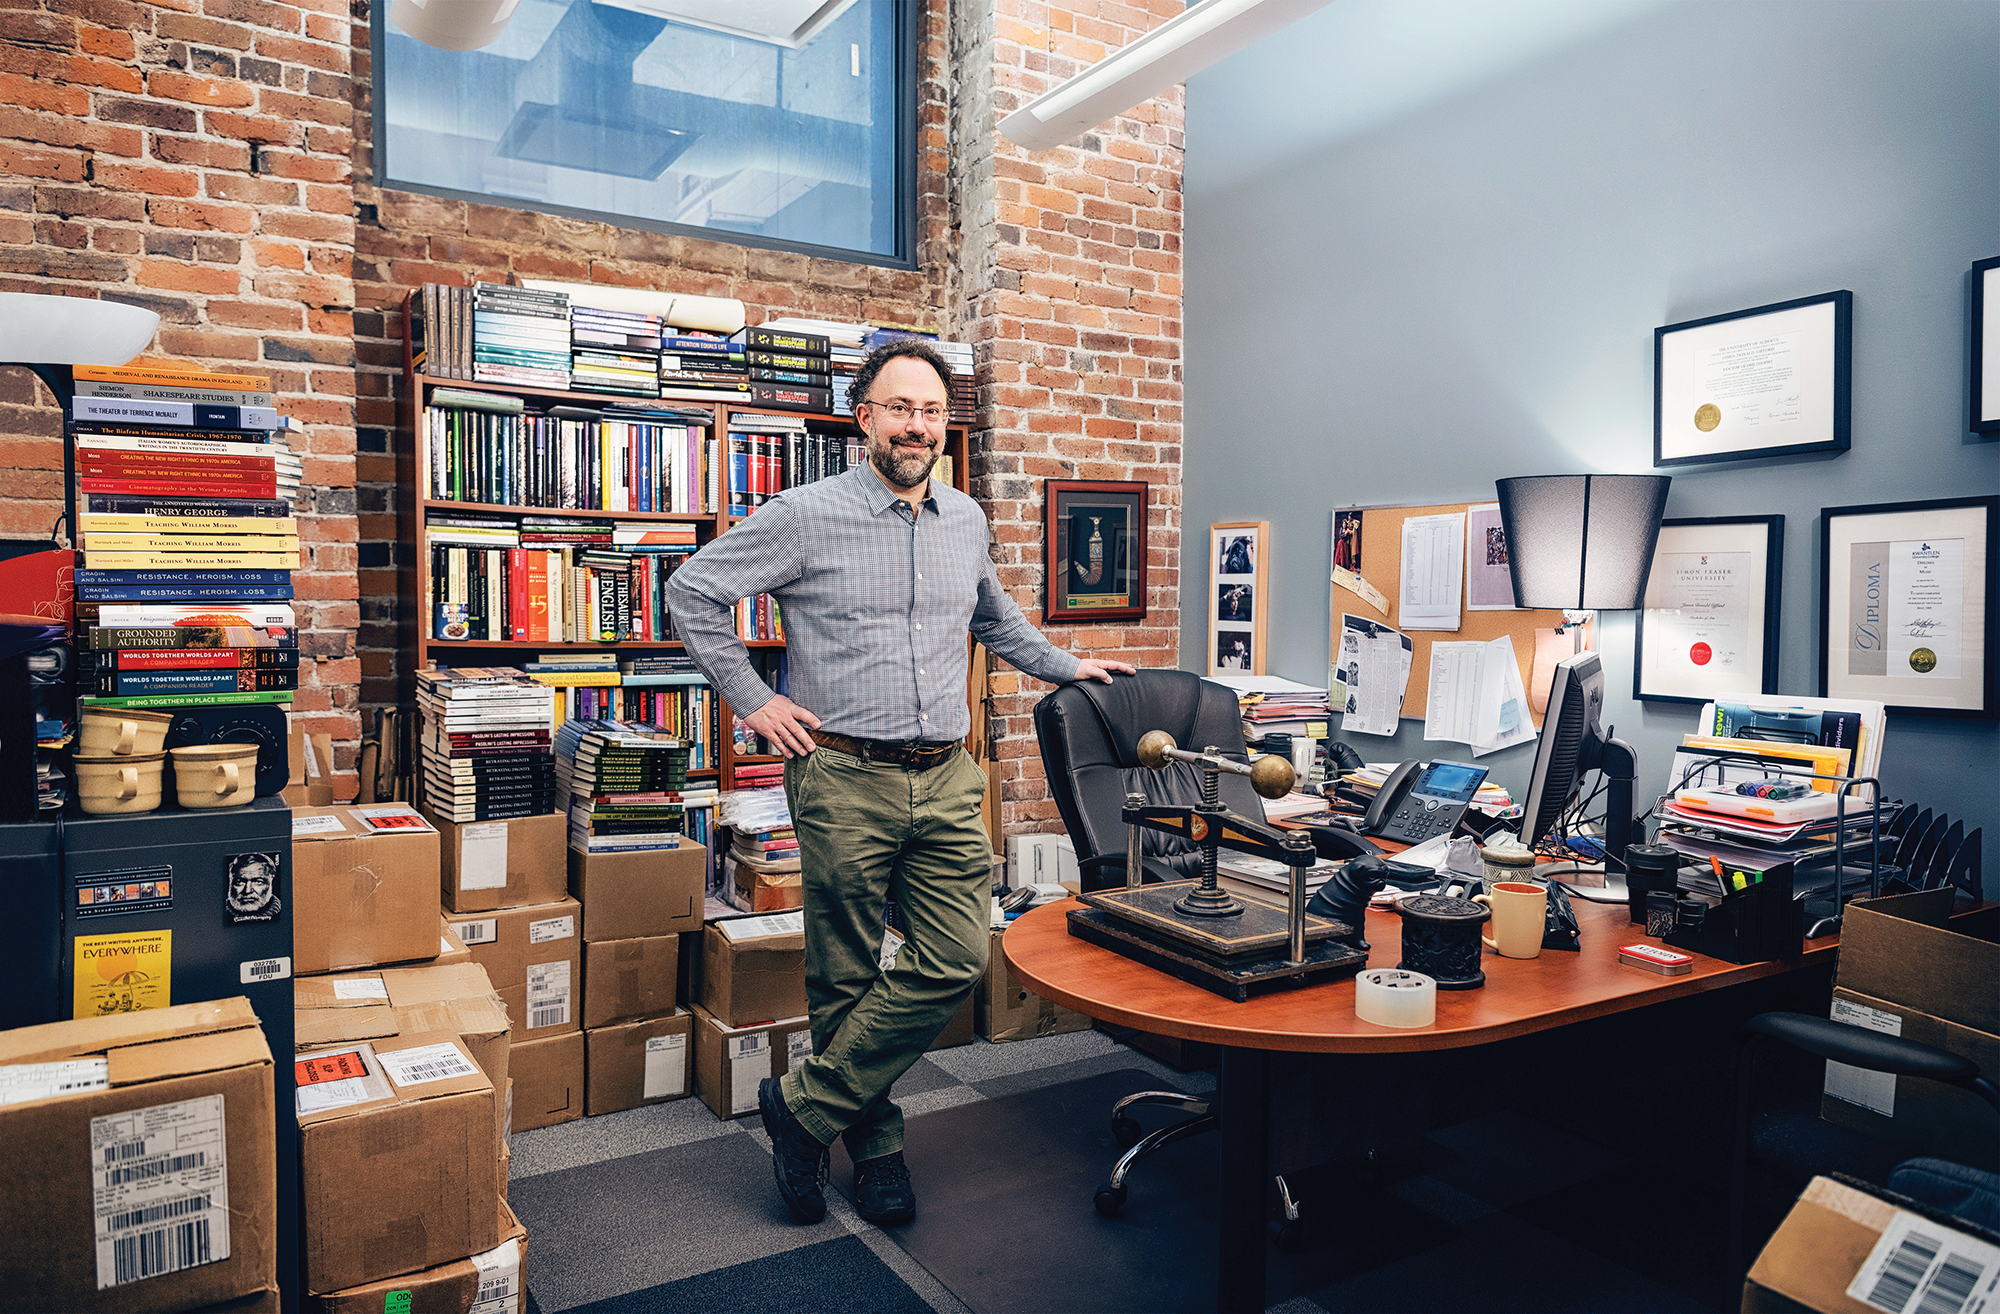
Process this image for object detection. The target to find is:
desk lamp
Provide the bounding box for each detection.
[1494,473,1670,868]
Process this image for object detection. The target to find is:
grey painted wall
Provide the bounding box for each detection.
[1182,0,1999,892]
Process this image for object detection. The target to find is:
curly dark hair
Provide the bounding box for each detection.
[850,338,954,409]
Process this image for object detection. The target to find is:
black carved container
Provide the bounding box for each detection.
[1396,894,1490,990]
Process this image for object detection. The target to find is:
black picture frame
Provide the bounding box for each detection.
[1654,290,1852,467]
[1819,495,1998,718]
[1043,479,1148,624]
[1972,256,2000,436]
[1633,515,1784,705]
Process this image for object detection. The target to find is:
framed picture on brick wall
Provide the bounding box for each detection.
[1044,480,1147,624]
[1208,521,1268,676]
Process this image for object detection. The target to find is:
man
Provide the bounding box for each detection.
[667,339,1133,1228]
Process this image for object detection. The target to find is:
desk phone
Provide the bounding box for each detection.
[1367,758,1489,845]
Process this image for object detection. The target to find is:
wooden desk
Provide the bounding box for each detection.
[1003,896,1839,1312]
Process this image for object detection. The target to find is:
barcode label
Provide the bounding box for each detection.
[525,960,571,1030]
[527,915,574,944]
[91,1095,230,1289]
[378,1041,480,1089]
[238,956,291,983]
[1,1057,109,1106]
[787,1030,813,1072]
[1826,998,1904,1116]
[1850,1211,2000,1314]
[331,977,389,1000]
[642,1033,687,1099]
[720,910,805,942]
[469,1237,522,1314]
[456,919,497,944]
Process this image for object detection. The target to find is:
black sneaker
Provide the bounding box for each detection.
[758,1077,828,1223]
[852,1150,917,1226]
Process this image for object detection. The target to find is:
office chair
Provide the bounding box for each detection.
[1727,1011,2000,1284]
[1033,669,1269,1215]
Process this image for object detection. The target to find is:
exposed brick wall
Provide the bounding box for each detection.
[954,0,1186,837]
[0,0,361,795]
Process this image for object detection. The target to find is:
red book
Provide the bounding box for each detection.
[525,551,548,644]
[508,547,528,642]
[115,648,261,670]
[78,452,276,474]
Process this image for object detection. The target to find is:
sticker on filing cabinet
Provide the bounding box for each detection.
[1825,998,1903,1116]
[787,1030,814,1073]
[291,813,346,836]
[239,956,291,985]
[719,911,805,942]
[526,961,571,1030]
[728,1034,769,1115]
[527,914,575,944]
[294,1046,391,1115]
[878,928,905,972]
[331,977,388,1000]
[460,822,509,891]
[455,919,498,945]
[224,851,282,925]
[91,1094,231,1290]
[350,805,435,833]
[73,866,173,920]
[73,930,171,1018]
[0,1057,108,1105]
[1847,1205,2000,1314]
[469,1237,523,1314]
[377,1041,480,1089]
[642,1035,687,1100]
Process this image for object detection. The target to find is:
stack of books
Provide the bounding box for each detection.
[614,656,712,765]
[656,329,749,403]
[414,666,558,821]
[555,720,708,855]
[735,325,833,413]
[472,282,570,390]
[569,304,663,397]
[757,319,868,410]
[724,822,803,913]
[71,363,303,711]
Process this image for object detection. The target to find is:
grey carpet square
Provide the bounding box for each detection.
[556,1235,937,1314]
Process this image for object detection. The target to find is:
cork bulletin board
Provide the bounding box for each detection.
[1332,502,1572,726]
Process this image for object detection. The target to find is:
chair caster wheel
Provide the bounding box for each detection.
[1112,1116,1142,1148]
[1094,1183,1127,1217]
[1269,1218,1304,1251]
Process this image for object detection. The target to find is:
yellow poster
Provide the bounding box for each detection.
[72,929,172,1019]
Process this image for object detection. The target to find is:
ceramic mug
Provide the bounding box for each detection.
[78,706,173,757]
[1473,880,1548,959]
[75,751,167,815]
[169,742,259,809]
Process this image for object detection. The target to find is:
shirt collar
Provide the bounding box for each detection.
[858,458,937,518]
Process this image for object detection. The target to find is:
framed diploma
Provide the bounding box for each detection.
[1654,290,1852,466]
[1044,479,1147,624]
[1634,515,1782,704]
[1208,520,1268,676]
[1972,257,2000,435]
[1819,496,1997,718]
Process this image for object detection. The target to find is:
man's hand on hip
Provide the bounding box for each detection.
[1072,659,1137,684]
[743,694,822,758]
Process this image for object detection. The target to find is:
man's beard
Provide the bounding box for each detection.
[869,435,937,490]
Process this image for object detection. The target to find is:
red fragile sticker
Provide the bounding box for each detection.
[361,812,427,830]
[295,1049,369,1085]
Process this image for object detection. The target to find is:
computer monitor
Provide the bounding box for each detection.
[1519,651,1638,862]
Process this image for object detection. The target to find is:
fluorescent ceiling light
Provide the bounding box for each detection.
[999,0,1333,152]
[592,0,857,49]
[389,0,524,51]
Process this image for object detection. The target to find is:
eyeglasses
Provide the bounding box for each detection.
[862,398,947,424]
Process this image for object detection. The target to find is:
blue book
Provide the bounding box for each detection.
[77,568,292,587]
[77,584,294,602]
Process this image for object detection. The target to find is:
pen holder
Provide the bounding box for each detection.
[1395,894,1489,990]
[1663,863,1800,964]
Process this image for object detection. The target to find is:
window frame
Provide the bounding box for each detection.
[368,1,922,271]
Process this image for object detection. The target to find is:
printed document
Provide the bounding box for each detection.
[1334,614,1412,736]
[1399,513,1465,630]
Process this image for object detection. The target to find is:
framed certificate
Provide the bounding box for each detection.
[1208,521,1268,676]
[1819,496,1997,718]
[1634,515,1782,704]
[1044,479,1147,624]
[1654,291,1852,466]
[1972,256,1999,435]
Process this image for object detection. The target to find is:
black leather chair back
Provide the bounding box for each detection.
[1033,669,1266,890]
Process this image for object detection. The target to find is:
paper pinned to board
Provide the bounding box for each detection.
[1425,635,1536,757]
[1334,614,1412,736]
[1398,512,1466,631]
[1332,564,1389,615]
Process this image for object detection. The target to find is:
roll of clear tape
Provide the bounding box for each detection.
[1354,968,1437,1028]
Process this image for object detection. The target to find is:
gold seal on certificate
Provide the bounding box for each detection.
[1693,403,1721,431]
[1909,647,1937,673]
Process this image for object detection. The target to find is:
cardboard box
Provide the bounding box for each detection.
[444,898,582,1040]
[284,727,337,809]
[582,935,680,1030]
[698,912,808,1027]
[292,804,443,975]
[567,838,706,941]
[585,1011,695,1115]
[430,811,568,913]
[296,1032,500,1294]
[498,1133,509,1205]
[294,961,512,1158]
[1743,1174,2000,1313]
[690,1004,814,1120]
[977,928,1094,1042]
[309,1199,526,1314]
[726,852,803,912]
[509,1031,584,1133]
[0,998,277,1313]
[930,994,975,1051]
[436,916,472,967]
[1820,889,2000,1171]
[190,1289,282,1313]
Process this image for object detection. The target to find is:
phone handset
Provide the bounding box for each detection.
[1360,759,1420,837]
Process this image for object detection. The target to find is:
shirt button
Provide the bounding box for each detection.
[917,573,924,580]
[921,714,928,722]
[915,623,923,631]
[919,668,926,675]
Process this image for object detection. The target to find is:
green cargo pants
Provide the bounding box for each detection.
[779,743,991,1161]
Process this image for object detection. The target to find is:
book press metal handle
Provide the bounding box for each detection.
[1128,730,1319,965]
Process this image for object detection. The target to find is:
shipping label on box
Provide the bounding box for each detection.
[1746,1174,2000,1314]
[291,805,442,975]
[689,1005,813,1120]
[431,812,567,914]
[585,1011,694,1116]
[445,898,582,1040]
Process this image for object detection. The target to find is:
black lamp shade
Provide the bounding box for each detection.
[1494,474,1672,610]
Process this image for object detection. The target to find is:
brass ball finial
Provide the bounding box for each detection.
[1135,729,1176,771]
[1249,753,1295,800]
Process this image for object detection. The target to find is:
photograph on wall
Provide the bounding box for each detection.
[1635,516,1782,704]
[1207,521,1269,677]
[1332,510,1363,572]
[1974,256,2000,434]
[1043,480,1148,624]
[1464,502,1521,611]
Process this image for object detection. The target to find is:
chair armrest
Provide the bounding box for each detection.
[1077,853,1183,891]
[1743,1012,1981,1084]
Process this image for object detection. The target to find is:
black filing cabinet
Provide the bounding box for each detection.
[0,817,62,1029]
[59,797,299,1308]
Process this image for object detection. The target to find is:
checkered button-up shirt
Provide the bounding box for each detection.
[666,462,1082,741]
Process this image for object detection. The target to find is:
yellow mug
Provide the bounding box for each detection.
[1473,880,1548,960]
[169,743,259,809]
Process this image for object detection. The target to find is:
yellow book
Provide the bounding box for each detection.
[82,534,301,555]
[526,670,623,687]
[1679,735,1850,792]
[72,363,272,390]
[82,552,301,570]
[80,515,299,535]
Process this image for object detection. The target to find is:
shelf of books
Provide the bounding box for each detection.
[395,283,972,876]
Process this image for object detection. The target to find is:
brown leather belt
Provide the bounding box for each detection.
[811,730,960,770]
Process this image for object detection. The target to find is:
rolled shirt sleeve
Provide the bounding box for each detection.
[665,497,804,719]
